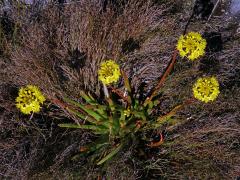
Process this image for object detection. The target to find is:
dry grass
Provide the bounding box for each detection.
[0,0,240,179]
[6,0,161,99]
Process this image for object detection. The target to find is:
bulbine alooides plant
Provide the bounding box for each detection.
[15,32,220,165]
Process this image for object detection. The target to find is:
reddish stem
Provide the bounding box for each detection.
[144,49,178,106]
[108,86,130,104]
[147,132,164,148]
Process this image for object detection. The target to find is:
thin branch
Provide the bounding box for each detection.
[207,0,221,22]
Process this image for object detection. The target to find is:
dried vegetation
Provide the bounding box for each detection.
[0,0,240,179]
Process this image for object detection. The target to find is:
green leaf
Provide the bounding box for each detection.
[80,91,96,104]
[67,108,98,125]
[97,144,123,165]
[106,97,115,112]
[156,116,173,125]
[119,109,126,126]
[112,112,121,135]
[132,111,146,121]
[153,114,176,129]
[94,105,108,119]
[153,100,160,106]
[58,123,108,133]
[148,101,154,109]
[151,103,184,128]
[71,138,110,161]
[121,71,132,104]
[64,97,105,122]
[121,70,132,94]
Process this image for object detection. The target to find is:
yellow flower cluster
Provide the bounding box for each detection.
[192,77,220,103]
[98,60,121,85]
[16,85,46,114]
[177,32,207,61]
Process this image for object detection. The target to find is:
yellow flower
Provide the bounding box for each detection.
[123,108,131,117]
[192,77,220,103]
[16,85,46,114]
[98,60,121,85]
[177,32,207,61]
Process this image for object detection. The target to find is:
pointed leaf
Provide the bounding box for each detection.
[97,144,123,165]
[132,111,146,121]
[153,100,160,106]
[64,97,105,121]
[112,112,121,135]
[156,104,182,122]
[59,123,96,130]
[67,107,98,125]
[80,91,95,104]
[58,123,109,134]
[121,70,132,94]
